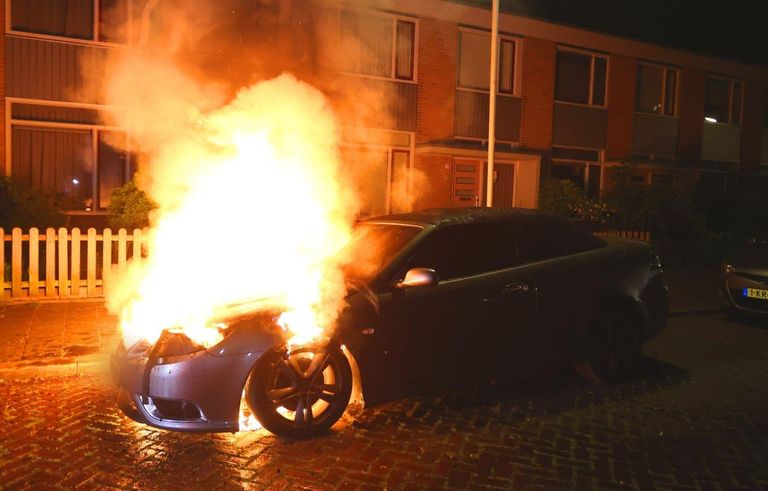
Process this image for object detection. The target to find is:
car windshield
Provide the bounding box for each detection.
[342,223,423,284]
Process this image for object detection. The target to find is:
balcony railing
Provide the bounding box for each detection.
[552,102,607,149]
[633,113,678,157]
[701,122,741,163]
[454,90,521,141]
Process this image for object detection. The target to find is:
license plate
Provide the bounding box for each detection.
[743,288,768,299]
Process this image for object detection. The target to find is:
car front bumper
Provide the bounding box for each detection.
[112,343,263,432]
[721,272,768,315]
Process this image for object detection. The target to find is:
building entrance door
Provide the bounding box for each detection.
[451,159,482,207]
[489,162,515,208]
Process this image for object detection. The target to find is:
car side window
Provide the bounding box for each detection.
[407,223,521,280]
[516,218,605,263]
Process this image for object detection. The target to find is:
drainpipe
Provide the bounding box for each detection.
[486,0,499,207]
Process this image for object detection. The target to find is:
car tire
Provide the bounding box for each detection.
[246,341,352,438]
[579,308,641,384]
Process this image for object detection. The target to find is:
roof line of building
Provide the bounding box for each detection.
[375,0,768,81]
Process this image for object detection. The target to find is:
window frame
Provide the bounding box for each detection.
[635,61,679,117]
[704,75,744,126]
[339,133,415,217]
[338,10,419,84]
[550,145,604,198]
[554,46,609,108]
[5,0,133,47]
[456,26,521,97]
[5,97,132,214]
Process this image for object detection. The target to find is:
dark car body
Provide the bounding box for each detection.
[720,238,768,315]
[113,208,669,433]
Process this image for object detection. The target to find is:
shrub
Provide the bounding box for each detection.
[602,165,706,240]
[539,179,613,224]
[539,179,588,218]
[0,178,65,230]
[107,179,157,230]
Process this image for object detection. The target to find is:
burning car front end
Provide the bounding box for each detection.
[112,314,284,433]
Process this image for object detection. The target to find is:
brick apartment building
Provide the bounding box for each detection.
[2,0,768,223]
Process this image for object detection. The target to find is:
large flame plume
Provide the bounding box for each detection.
[105,65,358,349]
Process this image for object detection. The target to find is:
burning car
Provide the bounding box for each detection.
[112,208,669,438]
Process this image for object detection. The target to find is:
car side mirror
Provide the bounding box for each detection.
[396,268,438,289]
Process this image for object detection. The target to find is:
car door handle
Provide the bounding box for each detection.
[503,282,529,294]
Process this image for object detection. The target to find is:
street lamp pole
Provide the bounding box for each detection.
[486,0,499,207]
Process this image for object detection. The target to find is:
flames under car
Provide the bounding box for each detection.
[113,208,670,438]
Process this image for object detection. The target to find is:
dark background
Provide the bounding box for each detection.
[462,0,768,66]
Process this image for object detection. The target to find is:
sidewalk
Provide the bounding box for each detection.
[0,269,722,378]
[0,300,118,378]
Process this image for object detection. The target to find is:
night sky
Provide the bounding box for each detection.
[463,0,768,66]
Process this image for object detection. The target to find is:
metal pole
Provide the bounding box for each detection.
[486,0,499,207]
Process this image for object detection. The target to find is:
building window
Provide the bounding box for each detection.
[340,11,416,81]
[9,102,132,211]
[341,146,411,217]
[650,173,674,186]
[550,147,602,199]
[555,50,607,106]
[636,63,677,116]
[457,29,517,94]
[705,77,742,125]
[9,0,129,44]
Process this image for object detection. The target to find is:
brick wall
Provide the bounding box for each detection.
[0,5,5,177]
[740,79,763,174]
[413,154,452,208]
[416,17,457,144]
[519,37,555,152]
[677,67,706,165]
[606,55,636,161]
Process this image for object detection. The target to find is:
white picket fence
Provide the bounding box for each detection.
[1,227,146,300]
[595,230,651,242]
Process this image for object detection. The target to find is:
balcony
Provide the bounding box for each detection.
[454,90,521,141]
[336,75,417,132]
[701,122,741,163]
[633,113,678,157]
[552,102,607,149]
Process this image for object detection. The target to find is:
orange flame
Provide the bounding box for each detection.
[106,73,358,351]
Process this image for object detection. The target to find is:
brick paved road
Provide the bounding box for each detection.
[1,313,768,490]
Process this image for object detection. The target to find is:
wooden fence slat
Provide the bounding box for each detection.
[118,229,127,269]
[29,228,39,297]
[46,228,56,297]
[0,229,4,297]
[58,228,69,298]
[132,228,142,266]
[87,228,96,296]
[11,228,22,297]
[3,227,148,299]
[71,228,81,297]
[102,229,112,293]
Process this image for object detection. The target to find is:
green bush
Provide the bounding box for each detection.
[107,179,157,230]
[602,165,706,240]
[0,178,64,230]
[539,179,588,218]
[539,179,613,224]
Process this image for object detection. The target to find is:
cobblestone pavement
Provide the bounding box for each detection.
[1,312,768,490]
[0,301,117,376]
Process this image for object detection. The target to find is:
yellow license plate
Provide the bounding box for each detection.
[744,288,768,299]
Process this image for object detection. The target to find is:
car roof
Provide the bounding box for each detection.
[364,207,557,227]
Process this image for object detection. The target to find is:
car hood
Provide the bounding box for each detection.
[725,247,768,275]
